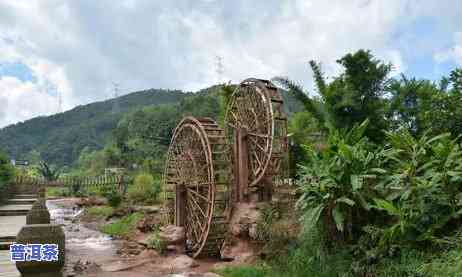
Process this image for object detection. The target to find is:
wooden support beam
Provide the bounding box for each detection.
[235,128,249,202]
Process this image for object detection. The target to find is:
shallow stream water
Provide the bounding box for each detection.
[46,199,123,274]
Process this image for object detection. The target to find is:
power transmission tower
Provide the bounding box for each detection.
[112,82,121,114]
[215,55,224,84]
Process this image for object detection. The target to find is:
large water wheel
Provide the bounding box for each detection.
[225,78,288,202]
[163,117,229,257]
[163,78,288,258]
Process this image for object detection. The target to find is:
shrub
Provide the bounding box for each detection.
[85,206,114,219]
[68,180,83,196]
[146,229,167,254]
[46,187,69,198]
[214,265,270,277]
[271,227,354,277]
[127,173,161,204]
[297,120,384,243]
[374,131,462,248]
[255,205,298,256]
[0,151,14,203]
[296,124,462,275]
[106,191,122,207]
[97,184,123,207]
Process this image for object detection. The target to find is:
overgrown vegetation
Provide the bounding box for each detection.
[0,150,14,203]
[126,173,161,205]
[85,206,114,220]
[37,161,61,181]
[98,185,123,208]
[46,187,69,198]
[3,47,462,276]
[101,212,143,237]
[214,265,270,277]
[146,228,167,254]
[223,50,462,276]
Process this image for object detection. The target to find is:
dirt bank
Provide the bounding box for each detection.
[48,198,235,277]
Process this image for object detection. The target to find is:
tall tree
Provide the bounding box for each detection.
[276,49,391,143]
[387,68,462,137]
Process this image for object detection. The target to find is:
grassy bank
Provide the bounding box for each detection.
[101,212,143,237]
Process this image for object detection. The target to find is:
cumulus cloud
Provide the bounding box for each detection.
[0,0,460,127]
[0,76,57,127]
[434,32,462,66]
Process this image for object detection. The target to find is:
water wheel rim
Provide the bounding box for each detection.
[163,117,217,258]
[225,78,275,187]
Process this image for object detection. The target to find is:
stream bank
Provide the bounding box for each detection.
[46,198,229,277]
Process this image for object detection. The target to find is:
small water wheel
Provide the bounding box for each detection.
[163,78,288,258]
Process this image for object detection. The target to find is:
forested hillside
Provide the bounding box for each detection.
[0,85,303,169]
[0,89,190,166]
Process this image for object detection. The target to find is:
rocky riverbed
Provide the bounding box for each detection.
[46,198,228,277]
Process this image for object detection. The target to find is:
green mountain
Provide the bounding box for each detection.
[0,89,190,166]
[0,85,303,168]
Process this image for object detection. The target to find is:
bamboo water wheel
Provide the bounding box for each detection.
[163,78,288,258]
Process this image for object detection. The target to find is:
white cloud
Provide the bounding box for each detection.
[0,0,460,127]
[0,76,57,127]
[434,32,462,66]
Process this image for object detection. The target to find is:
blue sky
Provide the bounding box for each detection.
[0,0,461,128]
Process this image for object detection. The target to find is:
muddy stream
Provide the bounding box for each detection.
[45,198,222,277]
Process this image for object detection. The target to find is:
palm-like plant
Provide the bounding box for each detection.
[297,120,386,243]
[273,61,331,132]
[275,50,391,144]
[37,161,61,181]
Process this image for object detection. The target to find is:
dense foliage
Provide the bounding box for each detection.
[37,161,61,181]
[0,89,190,166]
[247,50,462,276]
[0,150,14,203]
[4,46,462,276]
[127,172,162,205]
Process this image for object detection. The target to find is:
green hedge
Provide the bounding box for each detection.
[0,150,14,204]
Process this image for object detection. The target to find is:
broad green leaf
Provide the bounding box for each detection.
[373,198,399,216]
[336,196,356,206]
[332,206,345,232]
[370,168,387,174]
[355,193,370,211]
[401,189,411,200]
[351,175,362,190]
[426,133,450,145]
[302,203,325,232]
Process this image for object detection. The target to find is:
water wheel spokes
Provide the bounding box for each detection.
[163,117,230,257]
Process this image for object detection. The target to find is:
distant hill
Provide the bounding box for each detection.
[0,85,303,167]
[0,89,190,166]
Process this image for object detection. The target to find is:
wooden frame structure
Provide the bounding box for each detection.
[163,78,288,258]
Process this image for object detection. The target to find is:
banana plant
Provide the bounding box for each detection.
[376,130,462,245]
[297,120,386,242]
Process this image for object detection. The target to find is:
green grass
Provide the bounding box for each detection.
[85,206,114,219]
[421,247,462,277]
[101,212,143,237]
[146,229,167,253]
[214,265,270,277]
[46,187,69,197]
